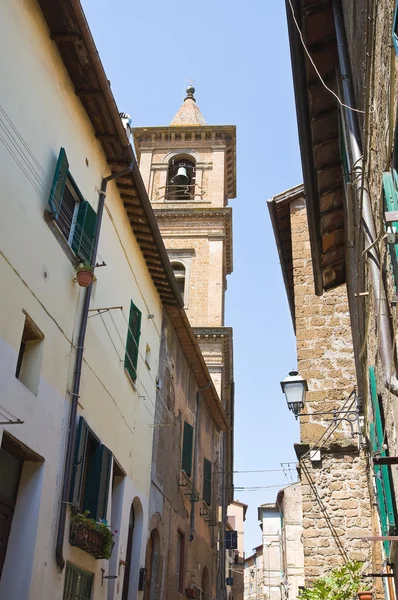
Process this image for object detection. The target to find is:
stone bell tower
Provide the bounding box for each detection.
[133,84,236,506]
[133,85,235,405]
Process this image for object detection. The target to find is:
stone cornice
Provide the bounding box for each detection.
[154,208,233,274]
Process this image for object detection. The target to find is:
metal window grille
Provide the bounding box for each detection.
[63,563,93,600]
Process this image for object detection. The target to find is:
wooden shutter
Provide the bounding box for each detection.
[71,200,98,265]
[124,301,142,381]
[369,367,396,556]
[94,445,112,520]
[70,416,89,509]
[182,422,194,476]
[383,172,398,289]
[48,148,69,218]
[393,1,398,55]
[203,459,212,506]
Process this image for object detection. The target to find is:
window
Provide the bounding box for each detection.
[145,344,151,370]
[63,563,93,600]
[203,459,212,506]
[70,417,112,520]
[382,171,398,289]
[166,157,196,200]
[225,530,238,550]
[48,148,97,264]
[176,531,185,593]
[368,367,396,557]
[171,262,186,303]
[124,301,142,382]
[15,313,44,395]
[181,422,194,477]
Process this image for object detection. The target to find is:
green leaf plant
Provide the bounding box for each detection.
[70,510,116,559]
[299,561,372,600]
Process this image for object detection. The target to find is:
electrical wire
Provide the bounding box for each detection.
[286,0,364,114]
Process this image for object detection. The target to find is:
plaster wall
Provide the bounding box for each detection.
[0,1,162,598]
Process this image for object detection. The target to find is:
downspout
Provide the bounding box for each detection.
[332,0,398,396]
[56,164,133,570]
[189,381,212,542]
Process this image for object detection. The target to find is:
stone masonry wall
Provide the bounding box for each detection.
[290,197,372,582]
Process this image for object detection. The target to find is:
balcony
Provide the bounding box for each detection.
[69,518,114,559]
[200,501,218,526]
[179,471,200,502]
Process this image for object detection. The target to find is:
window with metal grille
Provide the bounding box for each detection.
[48,148,97,264]
[63,563,93,600]
[124,301,142,382]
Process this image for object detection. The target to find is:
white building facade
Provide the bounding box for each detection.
[0,0,184,599]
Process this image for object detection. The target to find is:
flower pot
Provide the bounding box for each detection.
[358,592,372,600]
[76,268,94,287]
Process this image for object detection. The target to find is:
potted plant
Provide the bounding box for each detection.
[298,560,371,600]
[69,510,115,559]
[76,263,94,287]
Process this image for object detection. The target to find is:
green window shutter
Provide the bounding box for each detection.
[383,172,398,289]
[70,416,89,509]
[64,564,93,600]
[49,148,69,218]
[393,2,398,55]
[203,458,212,506]
[182,422,194,477]
[369,367,396,548]
[94,445,112,520]
[71,200,98,265]
[124,301,142,381]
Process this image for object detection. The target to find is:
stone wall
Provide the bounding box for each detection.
[290,198,372,582]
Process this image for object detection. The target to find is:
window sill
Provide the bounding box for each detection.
[124,368,137,390]
[43,210,79,267]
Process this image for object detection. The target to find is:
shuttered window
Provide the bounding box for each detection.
[383,171,398,290]
[70,416,112,520]
[393,2,398,55]
[124,301,142,382]
[203,459,212,506]
[181,422,194,477]
[63,563,93,600]
[48,148,97,264]
[369,367,396,557]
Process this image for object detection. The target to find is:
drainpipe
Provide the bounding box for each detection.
[189,382,212,542]
[332,0,398,396]
[56,164,133,570]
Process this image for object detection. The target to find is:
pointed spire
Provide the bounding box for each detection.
[170,85,207,126]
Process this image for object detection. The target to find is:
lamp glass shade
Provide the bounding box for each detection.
[280,371,307,416]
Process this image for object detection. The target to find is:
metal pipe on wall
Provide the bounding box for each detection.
[56,164,132,570]
[332,0,398,396]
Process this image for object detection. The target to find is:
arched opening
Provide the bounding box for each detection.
[121,504,135,600]
[144,528,162,600]
[202,566,210,600]
[166,157,196,200]
[171,262,186,303]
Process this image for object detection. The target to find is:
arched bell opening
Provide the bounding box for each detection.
[166,156,196,200]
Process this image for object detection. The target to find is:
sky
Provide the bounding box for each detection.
[82,0,302,555]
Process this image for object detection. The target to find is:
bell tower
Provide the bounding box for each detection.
[134,85,236,599]
[133,83,236,496]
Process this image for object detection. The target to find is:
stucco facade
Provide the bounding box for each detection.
[0,1,196,599]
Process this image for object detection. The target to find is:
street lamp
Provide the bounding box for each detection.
[280,370,307,419]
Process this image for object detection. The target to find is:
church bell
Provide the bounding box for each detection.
[172,165,189,185]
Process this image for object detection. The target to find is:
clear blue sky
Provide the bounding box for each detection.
[82,0,302,555]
